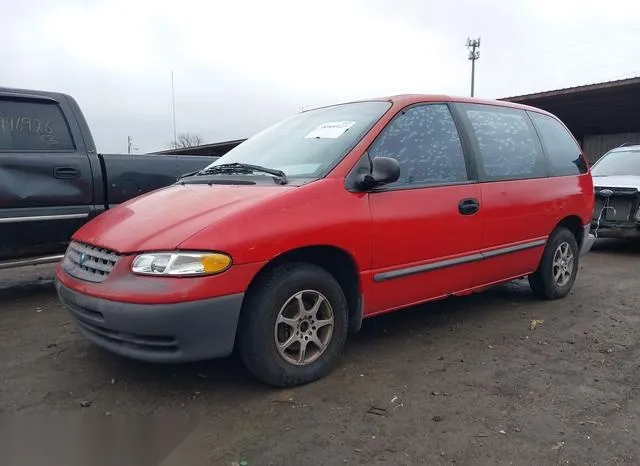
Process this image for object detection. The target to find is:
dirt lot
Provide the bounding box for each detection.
[1,241,640,465]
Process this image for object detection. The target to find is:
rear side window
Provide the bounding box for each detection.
[0,98,75,151]
[528,111,587,175]
[460,103,546,181]
[368,104,468,187]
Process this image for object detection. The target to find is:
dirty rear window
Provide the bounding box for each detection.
[528,111,587,176]
[0,98,75,151]
[460,103,546,181]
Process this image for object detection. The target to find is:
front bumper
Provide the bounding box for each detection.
[56,280,244,363]
[590,222,640,239]
[591,186,640,240]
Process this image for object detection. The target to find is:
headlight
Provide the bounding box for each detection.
[131,251,232,276]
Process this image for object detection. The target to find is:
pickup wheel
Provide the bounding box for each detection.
[528,227,579,300]
[238,262,349,387]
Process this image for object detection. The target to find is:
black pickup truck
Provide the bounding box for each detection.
[0,87,216,269]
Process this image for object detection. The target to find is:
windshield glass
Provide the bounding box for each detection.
[202,101,392,178]
[591,149,640,176]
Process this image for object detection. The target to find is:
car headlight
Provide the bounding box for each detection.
[131,251,232,276]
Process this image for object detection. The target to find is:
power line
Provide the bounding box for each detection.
[488,26,640,68]
[466,37,480,97]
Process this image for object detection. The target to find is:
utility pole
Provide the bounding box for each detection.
[466,37,481,97]
[127,136,138,154]
[171,70,177,149]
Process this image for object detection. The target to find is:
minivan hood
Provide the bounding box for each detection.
[74,183,290,253]
[592,175,640,190]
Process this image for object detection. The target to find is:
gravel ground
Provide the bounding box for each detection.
[1,240,640,465]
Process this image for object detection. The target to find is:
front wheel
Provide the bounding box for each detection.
[238,263,349,387]
[528,227,579,300]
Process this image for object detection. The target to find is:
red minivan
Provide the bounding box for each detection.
[55,95,595,387]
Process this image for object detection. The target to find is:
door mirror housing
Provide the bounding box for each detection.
[357,156,400,189]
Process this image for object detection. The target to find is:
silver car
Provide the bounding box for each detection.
[591,144,640,239]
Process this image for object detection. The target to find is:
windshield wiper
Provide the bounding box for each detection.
[198,162,288,185]
[177,170,199,181]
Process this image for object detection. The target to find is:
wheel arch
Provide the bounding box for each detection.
[242,245,363,334]
[555,215,584,247]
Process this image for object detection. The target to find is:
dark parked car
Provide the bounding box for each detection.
[0,87,216,269]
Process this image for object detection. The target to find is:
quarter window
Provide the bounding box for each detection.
[368,104,468,187]
[461,104,546,181]
[529,111,587,175]
[0,99,75,151]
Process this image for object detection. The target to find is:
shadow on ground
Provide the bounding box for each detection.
[592,237,640,255]
[70,280,536,397]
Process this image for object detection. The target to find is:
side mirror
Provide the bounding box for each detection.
[357,156,400,189]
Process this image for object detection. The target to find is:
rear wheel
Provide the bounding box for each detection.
[238,263,349,387]
[528,227,579,300]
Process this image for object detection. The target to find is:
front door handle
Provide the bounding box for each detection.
[54,167,81,180]
[458,198,479,215]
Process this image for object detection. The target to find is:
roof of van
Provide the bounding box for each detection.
[384,94,554,114]
[329,94,555,117]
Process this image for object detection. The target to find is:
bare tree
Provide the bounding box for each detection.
[168,132,204,149]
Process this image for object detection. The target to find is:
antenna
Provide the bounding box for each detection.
[171,70,177,148]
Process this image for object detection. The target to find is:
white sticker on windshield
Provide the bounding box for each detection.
[304,121,356,139]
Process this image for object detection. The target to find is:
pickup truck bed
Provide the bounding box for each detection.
[0,87,217,266]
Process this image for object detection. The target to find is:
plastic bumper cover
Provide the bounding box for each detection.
[56,280,244,363]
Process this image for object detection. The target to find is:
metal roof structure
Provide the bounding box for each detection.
[151,138,246,157]
[501,76,640,138]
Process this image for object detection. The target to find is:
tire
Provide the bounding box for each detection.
[528,227,579,300]
[238,262,349,387]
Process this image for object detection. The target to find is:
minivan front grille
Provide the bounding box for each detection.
[63,241,120,283]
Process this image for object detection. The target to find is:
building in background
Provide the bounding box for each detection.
[503,76,640,162]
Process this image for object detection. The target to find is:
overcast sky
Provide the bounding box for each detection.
[3,0,640,153]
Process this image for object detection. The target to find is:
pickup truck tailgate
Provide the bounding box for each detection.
[99,154,214,206]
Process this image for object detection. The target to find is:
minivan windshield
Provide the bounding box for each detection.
[201,101,392,179]
[591,149,640,177]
